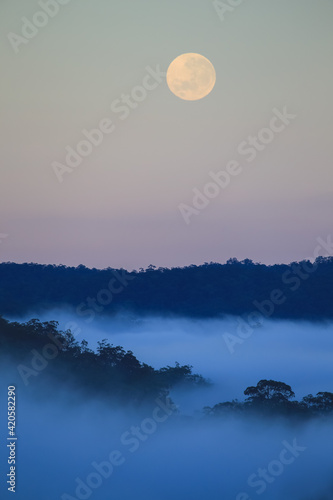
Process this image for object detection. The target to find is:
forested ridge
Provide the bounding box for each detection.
[0,257,333,319]
[0,316,207,405]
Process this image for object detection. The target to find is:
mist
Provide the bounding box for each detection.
[10,311,333,411]
[1,312,332,500]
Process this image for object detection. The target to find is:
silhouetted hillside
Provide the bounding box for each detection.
[0,257,333,319]
[0,317,207,405]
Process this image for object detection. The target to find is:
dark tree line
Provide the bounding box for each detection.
[0,257,333,319]
[0,317,208,405]
[204,380,333,418]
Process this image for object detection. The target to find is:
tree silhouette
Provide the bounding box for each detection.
[244,379,295,403]
[205,381,333,418]
[302,392,333,413]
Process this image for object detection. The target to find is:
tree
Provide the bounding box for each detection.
[244,380,295,403]
[302,392,333,413]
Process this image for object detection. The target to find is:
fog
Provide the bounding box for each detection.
[1,312,333,499]
[13,311,333,411]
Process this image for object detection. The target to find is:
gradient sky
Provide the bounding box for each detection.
[1,0,332,269]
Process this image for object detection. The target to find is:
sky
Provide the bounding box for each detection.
[1,0,332,270]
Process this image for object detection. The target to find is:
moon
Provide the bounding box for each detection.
[166,53,216,101]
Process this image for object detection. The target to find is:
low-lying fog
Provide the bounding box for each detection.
[1,312,332,500]
[12,311,333,412]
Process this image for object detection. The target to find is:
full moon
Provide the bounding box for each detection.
[166,53,216,101]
